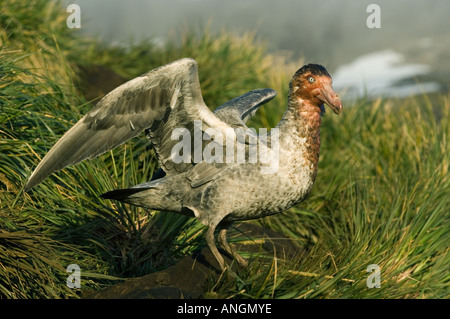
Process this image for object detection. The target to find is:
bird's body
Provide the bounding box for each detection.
[25,58,342,270]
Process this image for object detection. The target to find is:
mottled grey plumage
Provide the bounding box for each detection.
[25,58,342,271]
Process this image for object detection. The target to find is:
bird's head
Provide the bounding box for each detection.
[290,64,343,115]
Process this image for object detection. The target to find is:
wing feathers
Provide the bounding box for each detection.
[25,58,276,191]
[25,58,219,190]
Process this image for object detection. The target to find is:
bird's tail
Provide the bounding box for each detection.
[101,187,148,201]
[101,180,183,213]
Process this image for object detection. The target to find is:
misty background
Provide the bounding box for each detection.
[63,0,450,98]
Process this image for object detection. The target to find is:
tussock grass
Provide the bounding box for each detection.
[0,0,85,95]
[1,0,448,299]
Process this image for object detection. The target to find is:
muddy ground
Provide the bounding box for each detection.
[83,223,303,299]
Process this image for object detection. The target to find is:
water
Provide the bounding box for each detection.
[61,0,448,99]
[332,50,441,100]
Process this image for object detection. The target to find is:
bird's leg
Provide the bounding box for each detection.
[218,225,248,268]
[205,225,226,271]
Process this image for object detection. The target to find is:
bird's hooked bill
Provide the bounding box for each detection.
[317,82,343,114]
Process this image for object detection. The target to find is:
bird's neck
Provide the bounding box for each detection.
[276,94,323,171]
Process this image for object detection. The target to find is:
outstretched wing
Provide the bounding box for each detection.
[25,58,233,191]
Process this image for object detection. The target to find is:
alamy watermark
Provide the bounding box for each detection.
[66,4,381,30]
[366,264,381,288]
[66,264,81,289]
[366,4,381,29]
[170,121,280,174]
[66,4,81,29]
[66,262,381,290]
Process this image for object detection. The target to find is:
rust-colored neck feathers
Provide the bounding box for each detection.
[278,66,333,171]
[283,92,323,170]
[277,63,341,175]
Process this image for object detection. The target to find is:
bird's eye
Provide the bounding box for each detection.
[308,76,315,83]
